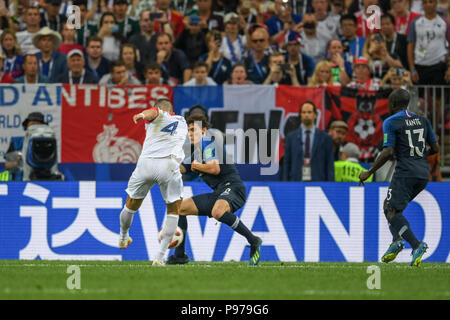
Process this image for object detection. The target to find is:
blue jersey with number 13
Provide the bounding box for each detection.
[383,109,437,179]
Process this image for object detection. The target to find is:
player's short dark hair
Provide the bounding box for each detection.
[389,88,410,111]
[381,13,395,25]
[187,114,209,129]
[340,14,357,25]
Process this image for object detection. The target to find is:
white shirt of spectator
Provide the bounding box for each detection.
[140,109,188,164]
[102,37,121,62]
[300,32,328,64]
[15,30,39,55]
[183,77,217,86]
[316,13,340,41]
[219,35,247,65]
[409,15,449,66]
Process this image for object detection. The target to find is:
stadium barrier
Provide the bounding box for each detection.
[1,181,448,263]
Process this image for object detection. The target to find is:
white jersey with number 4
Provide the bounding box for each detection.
[139,108,188,163]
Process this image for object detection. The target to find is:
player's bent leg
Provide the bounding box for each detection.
[212,200,262,266]
[179,198,200,216]
[119,196,144,249]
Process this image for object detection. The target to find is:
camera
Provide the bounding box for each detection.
[342,39,350,53]
[150,12,163,20]
[189,15,200,25]
[280,63,291,72]
[394,67,405,76]
[373,34,383,43]
[214,33,222,42]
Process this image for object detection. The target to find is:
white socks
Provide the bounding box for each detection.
[120,206,136,240]
[156,214,179,261]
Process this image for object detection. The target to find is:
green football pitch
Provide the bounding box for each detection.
[0,260,449,300]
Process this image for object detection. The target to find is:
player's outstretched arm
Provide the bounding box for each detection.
[359,146,394,186]
[133,108,159,124]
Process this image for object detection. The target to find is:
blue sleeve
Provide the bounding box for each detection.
[265,17,278,36]
[303,54,315,78]
[407,17,417,43]
[383,118,396,147]
[426,118,438,144]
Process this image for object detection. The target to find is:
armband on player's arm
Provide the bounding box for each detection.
[192,159,220,175]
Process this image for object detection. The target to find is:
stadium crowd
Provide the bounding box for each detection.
[0,0,447,181]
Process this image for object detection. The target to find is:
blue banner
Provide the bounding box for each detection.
[0,182,448,262]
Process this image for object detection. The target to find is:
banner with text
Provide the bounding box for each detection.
[0,182,448,263]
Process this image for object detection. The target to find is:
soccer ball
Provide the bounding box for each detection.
[158,226,184,249]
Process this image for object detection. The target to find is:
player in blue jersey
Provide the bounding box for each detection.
[359,88,439,266]
[167,114,262,266]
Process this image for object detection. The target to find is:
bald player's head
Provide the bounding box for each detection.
[155,98,173,113]
[388,88,410,115]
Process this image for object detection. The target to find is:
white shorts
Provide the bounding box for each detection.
[125,156,183,204]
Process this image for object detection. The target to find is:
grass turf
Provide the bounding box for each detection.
[0,260,449,300]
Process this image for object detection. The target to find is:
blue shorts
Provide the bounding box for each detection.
[192,182,247,217]
[385,176,428,213]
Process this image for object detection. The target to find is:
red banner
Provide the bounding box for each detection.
[276,85,325,158]
[61,84,173,162]
[325,86,392,161]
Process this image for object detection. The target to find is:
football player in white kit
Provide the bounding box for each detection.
[118,98,188,266]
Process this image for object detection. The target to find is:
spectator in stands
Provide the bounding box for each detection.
[223,62,253,84]
[355,0,380,38]
[32,26,67,83]
[195,0,224,32]
[199,30,233,85]
[331,0,345,15]
[283,32,314,85]
[347,56,380,90]
[334,143,372,182]
[0,29,24,79]
[128,10,158,65]
[407,0,450,85]
[380,66,413,88]
[155,32,192,84]
[389,0,421,35]
[220,12,248,65]
[264,51,300,86]
[0,0,14,31]
[244,25,270,84]
[363,32,403,82]
[72,0,99,48]
[15,6,41,55]
[143,62,172,84]
[183,61,217,86]
[0,52,15,83]
[57,23,85,55]
[112,0,140,40]
[308,60,341,86]
[40,0,67,33]
[15,54,50,83]
[98,12,126,62]
[380,13,408,69]
[153,0,184,37]
[312,0,341,40]
[340,14,365,66]
[85,36,111,81]
[265,0,302,46]
[328,120,348,161]
[175,14,208,67]
[56,49,98,83]
[282,100,335,181]
[120,43,145,83]
[297,13,328,64]
[326,39,352,86]
[99,59,141,85]
[238,0,260,32]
